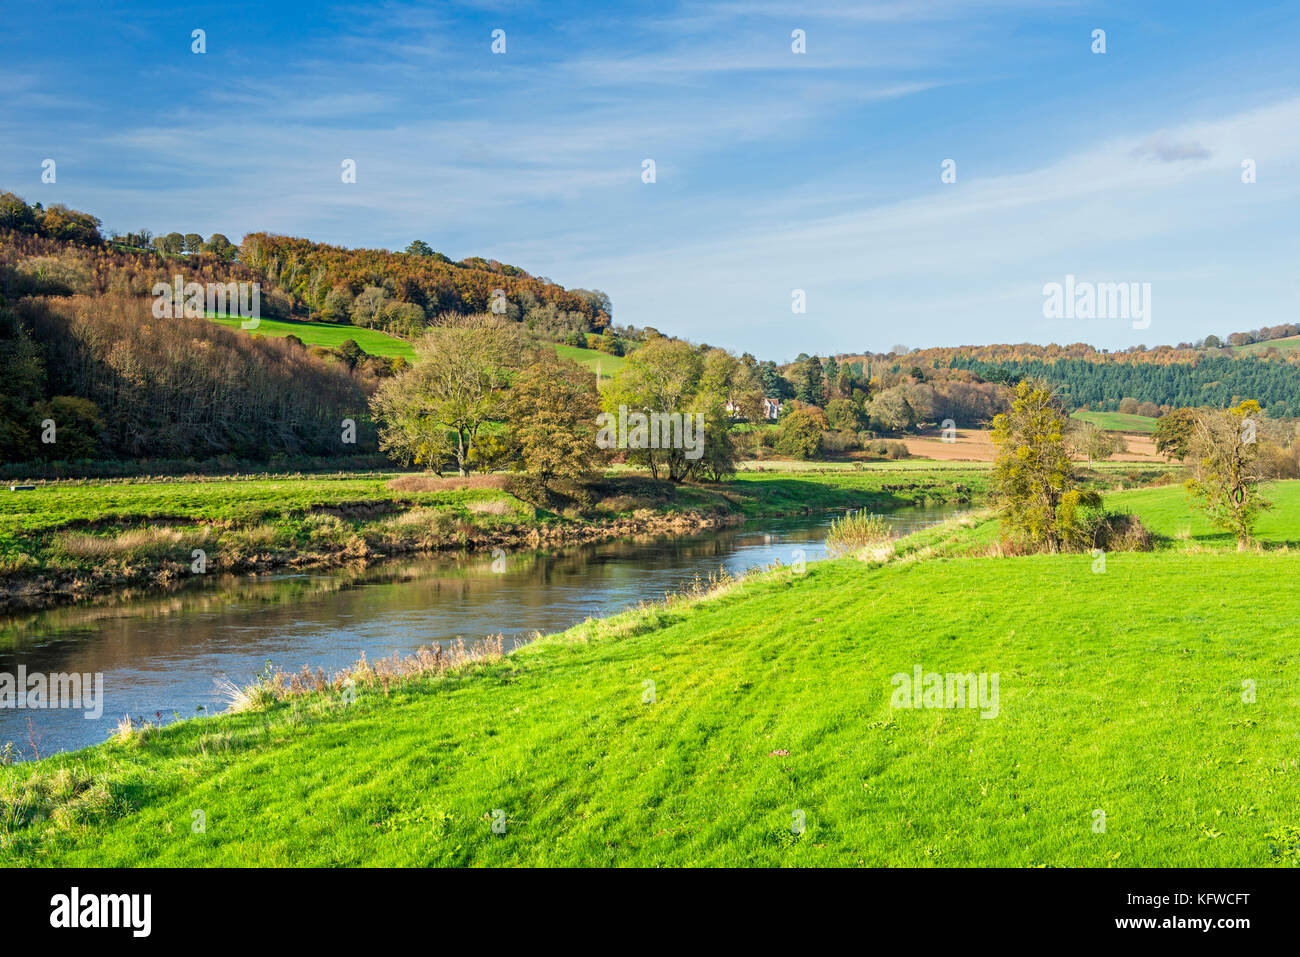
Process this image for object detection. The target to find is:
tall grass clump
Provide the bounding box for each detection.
[825,510,892,557]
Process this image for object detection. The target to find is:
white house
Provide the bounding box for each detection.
[725,398,782,420]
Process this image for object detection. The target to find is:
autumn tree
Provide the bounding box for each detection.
[990,380,1098,552]
[39,204,102,244]
[1184,400,1271,550]
[508,352,604,501]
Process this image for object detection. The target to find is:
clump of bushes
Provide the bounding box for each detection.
[866,439,910,460]
[1087,512,1154,552]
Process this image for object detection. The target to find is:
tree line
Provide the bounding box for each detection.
[371,318,763,499]
[238,233,613,344]
[949,354,1300,418]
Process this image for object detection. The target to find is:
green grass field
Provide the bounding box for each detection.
[1070,410,1158,433]
[0,474,486,556]
[4,480,1297,865]
[554,344,626,378]
[206,313,623,375]
[206,314,417,360]
[1106,480,1300,546]
[1232,335,1300,355]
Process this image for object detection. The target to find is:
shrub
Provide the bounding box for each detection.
[825,510,891,556]
[775,407,827,459]
[1087,512,1154,552]
[820,429,860,454]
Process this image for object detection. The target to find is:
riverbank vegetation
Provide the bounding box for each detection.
[0,464,1001,612]
[4,478,1298,865]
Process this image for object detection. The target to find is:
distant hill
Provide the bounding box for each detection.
[1233,335,1300,356]
[238,233,611,342]
[834,341,1300,417]
[207,313,624,378]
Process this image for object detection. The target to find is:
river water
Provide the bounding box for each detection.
[0,505,959,758]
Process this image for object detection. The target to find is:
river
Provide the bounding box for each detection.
[0,505,960,758]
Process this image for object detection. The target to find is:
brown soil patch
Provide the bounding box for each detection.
[902,428,1164,463]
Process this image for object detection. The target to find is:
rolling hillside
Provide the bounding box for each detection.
[1233,335,1300,355]
[208,313,623,375]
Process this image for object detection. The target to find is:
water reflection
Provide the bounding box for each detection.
[0,505,959,757]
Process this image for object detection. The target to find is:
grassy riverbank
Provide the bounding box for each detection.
[3,480,1295,866]
[0,464,1001,612]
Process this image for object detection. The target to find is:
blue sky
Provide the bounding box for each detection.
[3,0,1299,361]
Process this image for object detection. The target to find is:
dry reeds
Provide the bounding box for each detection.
[216,635,509,713]
[387,474,511,493]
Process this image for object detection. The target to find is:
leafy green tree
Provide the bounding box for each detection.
[320,284,354,323]
[337,339,365,369]
[0,192,38,232]
[867,387,914,432]
[1153,408,1198,461]
[825,398,865,431]
[603,339,753,482]
[405,240,434,257]
[32,396,104,460]
[793,355,826,406]
[204,233,238,261]
[0,306,46,462]
[754,360,793,399]
[823,356,840,397]
[696,348,763,480]
[775,407,826,459]
[990,380,1098,552]
[183,233,205,255]
[370,317,524,475]
[155,232,185,256]
[1185,400,1271,550]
